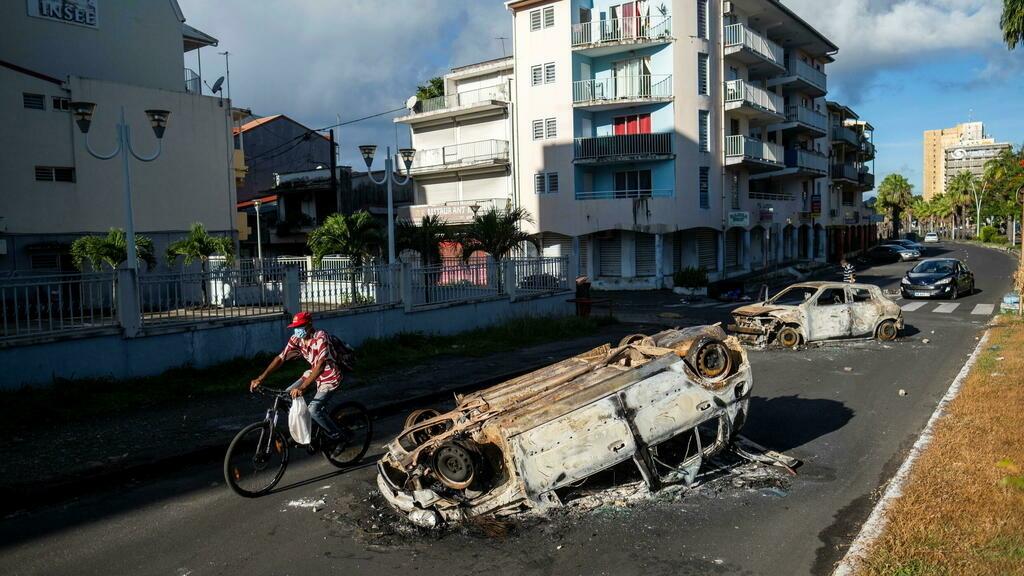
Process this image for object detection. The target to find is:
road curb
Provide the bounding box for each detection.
[831,328,992,576]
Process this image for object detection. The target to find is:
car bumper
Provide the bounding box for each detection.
[901,284,955,298]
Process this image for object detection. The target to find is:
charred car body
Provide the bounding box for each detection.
[729,282,903,348]
[377,326,751,526]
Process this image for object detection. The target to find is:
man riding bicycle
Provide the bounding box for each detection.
[250,311,350,454]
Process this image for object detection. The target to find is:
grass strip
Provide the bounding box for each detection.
[859,315,1024,576]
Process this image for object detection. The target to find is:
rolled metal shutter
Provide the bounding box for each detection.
[725,229,740,268]
[540,233,572,258]
[635,233,656,277]
[579,237,589,277]
[599,233,621,277]
[696,229,718,271]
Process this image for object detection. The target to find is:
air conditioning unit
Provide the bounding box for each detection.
[723,1,735,15]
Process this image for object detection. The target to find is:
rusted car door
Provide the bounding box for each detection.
[805,287,852,340]
[846,286,879,337]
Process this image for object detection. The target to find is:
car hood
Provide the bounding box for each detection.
[732,304,793,317]
[906,272,952,285]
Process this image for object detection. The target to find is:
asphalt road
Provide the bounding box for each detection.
[0,243,1016,576]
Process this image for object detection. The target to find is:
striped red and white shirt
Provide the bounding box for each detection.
[278,329,341,390]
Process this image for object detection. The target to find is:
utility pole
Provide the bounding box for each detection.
[329,129,338,216]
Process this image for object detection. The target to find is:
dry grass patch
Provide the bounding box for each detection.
[860,316,1024,576]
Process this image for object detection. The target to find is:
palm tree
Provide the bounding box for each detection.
[396,215,451,267]
[932,194,955,236]
[875,174,914,239]
[946,171,975,239]
[166,223,235,305]
[909,196,929,234]
[1002,0,1024,50]
[460,207,539,291]
[307,211,382,267]
[71,228,157,271]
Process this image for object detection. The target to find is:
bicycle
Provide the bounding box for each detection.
[223,386,373,498]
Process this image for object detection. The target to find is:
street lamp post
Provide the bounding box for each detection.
[69,103,170,270]
[253,199,264,262]
[358,145,416,264]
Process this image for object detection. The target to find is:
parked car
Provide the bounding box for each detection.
[901,258,975,299]
[888,239,927,253]
[923,232,940,243]
[729,282,904,348]
[861,244,919,264]
[377,326,752,526]
[879,244,921,261]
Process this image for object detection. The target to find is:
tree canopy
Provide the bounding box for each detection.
[459,207,538,264]
[71,228,157,271]
[415,77,445,101]
[1003,0,1024,49]
[307,211,383,267]
[166,222,234,268]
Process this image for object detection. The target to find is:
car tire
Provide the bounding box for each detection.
[776,326,801,349]
[877,319,899,342]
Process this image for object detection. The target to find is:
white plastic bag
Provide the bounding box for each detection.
[289,395,312,445]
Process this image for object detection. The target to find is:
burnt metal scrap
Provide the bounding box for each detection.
[729,282,903,349]
[377,326,752,527]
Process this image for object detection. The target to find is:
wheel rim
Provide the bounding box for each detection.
[432,443,475,489]
[779,328,799,348]
[325,404,372,466]
[879,322,897,341]
[226,424,286,495]
[695,341,731,380]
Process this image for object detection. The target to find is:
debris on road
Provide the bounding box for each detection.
[898,389,908,396]
[377,326,753,526]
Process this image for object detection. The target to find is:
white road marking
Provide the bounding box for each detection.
[971,304,995,315]
[933,303,959,314]
[900,301,928,312]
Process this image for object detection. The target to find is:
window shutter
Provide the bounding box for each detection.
[547,172,559,193]
[697,0,708,39]
[699,110,710,152]
[545,118,557,139]
[532,119,544,140]
[699,167,710,209]
[543,6,555,28]
[530,9,542,31]
[696,229,718,270]
[698,53,709,95]
[635,234,656,277]
[599,234,622,277]
[544,62,556,84]
[535,173,546,193]
[54,167,76,182]
[23,93,45,110]
[34,166,54,181]
[531,65,543,86]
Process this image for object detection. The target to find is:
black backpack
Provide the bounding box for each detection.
[328,334,356,372]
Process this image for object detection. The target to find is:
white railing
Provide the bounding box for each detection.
[411,258,501,306]
[139,265,287,325]
[301,263,398,312]
[787,149,829,173]
[411,139,509,172]
[184,68,201,94]
[573,75,672,104]
[726,135,784,164]
[833,125,859,145]
[574,133,673,160]
[1,273,118,341]
[724,80,783,115]
[786,106,828,132]
[571,15,672,47]
[723,24,784,68]
[417,84,509,114]
[787,57,827,92]
[511,257,570,294]
[576,189,673,200]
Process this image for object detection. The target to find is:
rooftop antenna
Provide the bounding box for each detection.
[496,36,509,56]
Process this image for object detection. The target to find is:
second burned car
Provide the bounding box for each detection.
[729,282,904,348]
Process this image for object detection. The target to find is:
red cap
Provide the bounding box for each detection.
[286,311,312,328]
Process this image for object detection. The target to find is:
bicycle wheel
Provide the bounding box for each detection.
[224,421,290,497]
[323,402,373,468]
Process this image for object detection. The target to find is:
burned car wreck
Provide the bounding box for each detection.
[729,282,903,349]
[377,326,751,527]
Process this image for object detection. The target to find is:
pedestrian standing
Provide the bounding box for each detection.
[840,258,856,283]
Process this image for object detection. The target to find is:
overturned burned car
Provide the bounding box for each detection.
[377,326,751,526]
[729,282,903,348]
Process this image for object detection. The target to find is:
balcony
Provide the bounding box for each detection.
[184,68,201,94]
[831,163,859,184]
[395,84,509,124]
[860,140,876,160]
[576,188,673,200]
[573,133,674,164]
[859,169,875,190]
[723,24,786,76]
[409,139,509,176]
[767,106,828,137]
[767,57,827,97]
[571,16,673,56]
[573,75,673,110]
[724,80,784,122]
[832,124,860,147]
[725,135,785,173]
[784,148,829,176]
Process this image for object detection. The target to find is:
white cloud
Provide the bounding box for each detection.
[781,0,1003,102]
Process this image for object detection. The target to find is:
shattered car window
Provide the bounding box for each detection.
[769,286,817,306]
[850,288,872,303]
[816,289,847,306]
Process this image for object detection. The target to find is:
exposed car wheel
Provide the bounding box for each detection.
[431,442,476,490]
[877,319,898,342]
[689,338,733,384]
[776,326,801,349]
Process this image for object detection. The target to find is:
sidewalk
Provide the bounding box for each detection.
[0,322,650,514]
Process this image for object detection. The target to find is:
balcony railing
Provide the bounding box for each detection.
[725,135,784,164]
[574,133,673,161]
[184,68,201,94]
[573,75,672,104]
[723,24,784,68]
[724,80,783,115]
[859,169,875,189]
[861,141,876,159]
[786,106,828,132]
[576,189,673,200]
[786,57,827,93]
[831,163,859,181]
[571,15,672,48]
[832,125,860,146]
[417,84,509,115]
[411,139,509,172]
[785,149,829,173]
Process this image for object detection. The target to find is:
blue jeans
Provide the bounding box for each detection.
[286,380,345,440]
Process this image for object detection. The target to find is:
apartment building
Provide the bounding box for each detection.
[922,121,993,200]
[504,0,840,289]
[393,57,514,226]
[234,114,333,203]
[944,141,1012,187]
[0,0,235,274]
[827,102,876,261]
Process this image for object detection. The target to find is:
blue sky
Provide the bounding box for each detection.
[179,0,1022,198]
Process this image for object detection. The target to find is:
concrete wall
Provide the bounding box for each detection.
[0,293,574,389]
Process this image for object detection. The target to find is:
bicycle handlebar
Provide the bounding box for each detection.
[254,386,291,400]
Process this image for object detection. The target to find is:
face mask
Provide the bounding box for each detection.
[293,327,308,339]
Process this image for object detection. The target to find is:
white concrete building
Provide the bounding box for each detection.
[394,57,515,228]
[0,0,235,274]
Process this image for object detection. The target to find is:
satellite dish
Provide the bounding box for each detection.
[405,95,420,111]
[211,76,225,94]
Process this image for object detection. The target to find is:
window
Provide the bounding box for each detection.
[532,119,545,140]
[698,53,709,95]
[547,172,559,193]
[545,117,557,139]
[535,173,546,193]
[699,167,710,209]
[816,288,847,306]
[30,254,60,271]
[543,6,555,28]
[730,173,740,210]
[613,113,652,135]
[544,62,556,84]
[530,9,542,31]
[531,65,543,86]
[534,172,559,194]
[851,288,873,303]
[35,166,75,182]
[697,0,708,39]
[23,93,45,110]
[614,169,652,194]
[699,110,710,152]
[51,96,70,111]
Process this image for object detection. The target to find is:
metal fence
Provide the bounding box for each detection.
[510,257,570,294]
[301,263,398,312]
[410,259,502,306]
[1,273,118,340]
[139,266,287,325]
